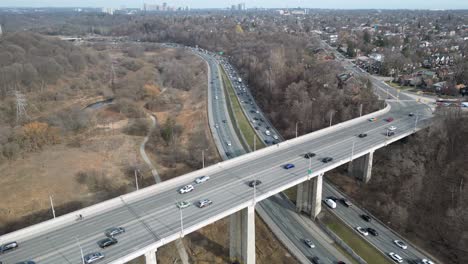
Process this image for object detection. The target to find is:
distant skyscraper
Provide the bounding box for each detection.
[231,5,236,11]
[0,24,3,37]
[237,3,242,10]
[162,2,167,11]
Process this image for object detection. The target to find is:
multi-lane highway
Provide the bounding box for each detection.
[194,48,351,263]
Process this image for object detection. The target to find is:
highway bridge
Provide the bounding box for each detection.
[0,45,433,264]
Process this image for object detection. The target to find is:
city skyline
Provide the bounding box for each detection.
[0,0,467,9]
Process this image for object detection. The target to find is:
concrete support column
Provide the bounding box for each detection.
[230,205,255,264]
[145,248,157,264]
[296,174,323,219]
[348,151,374,183]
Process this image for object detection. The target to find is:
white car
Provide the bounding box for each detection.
[84,252,104,264]
[393,240,408,249]
[303,239,315,248]
[355,226,369,236]
[273,135,279,140]
[176,201,191,209]
[265,130,271,136]
[179,185,194,194]
[388,252,403,263]
[388,126,397,131]
[198,199,213,208]
[195,176,210,184]
[420,259,435,264]
[226,141,232,146]
[215,124,219,129]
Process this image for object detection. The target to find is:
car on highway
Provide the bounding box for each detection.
[250,110,255,113]
[310,256,322,264]
[358,133,367,138]
[195,176,210,184]
[304,152,316,159]
[248,180,262,187]
[409,113,415,117]
[215,123,219,129]
[0,241,18,254]
[254,126,259,130]
[179,185,194,194]
[367,227,379,236]
[176,201,191,209]
[394,240,408,249]
[388,126,397,131]
[264,139,270,144]
[321,157,333,163]
[198,199,213,208]
[84,252,104,264]
[226,141,232,146]
[368,117,378,122]
[388,252,403,263]
[387,131,395,136]
[419,259,435,264]
[97,237,118,249]
[340,198,352,207]
[272,135,279,140]
[361,214,372,222]
[385,117,394,122]
[356,226,369,236]
[264,130,271,136]
[15,261,35,264]
[283,163,295,169]
[324,198,337,209]
[105,227,125,238]
[303,239,315,248]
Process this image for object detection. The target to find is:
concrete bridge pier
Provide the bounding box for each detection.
[296,173,323,219]
[230,205,256,264]
[348,151,374,183]
[145,249,157,264]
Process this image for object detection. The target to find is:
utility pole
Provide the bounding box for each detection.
[14,91,29,123]
[329,111,334,127]
[351,140,356,160]
[202,149,205,168]
[75,237,85,264]
[359,104,363,117]
[295,121,299,138]
[134,169,139,190]
[49,195,56,219]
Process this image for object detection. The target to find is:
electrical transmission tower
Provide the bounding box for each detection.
[15,90,29,123]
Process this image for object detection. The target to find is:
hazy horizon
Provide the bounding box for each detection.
[0,0,467,10]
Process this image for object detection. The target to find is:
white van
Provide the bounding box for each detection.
[265,130,271,136]
[324,198,337,209]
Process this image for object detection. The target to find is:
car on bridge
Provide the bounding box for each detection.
[394,240,408,249]
[324,198,337,209]
[340,198,352,207]
[14,261,35,264]
[385,117,394,122]
[98,237,118,249]
[248,180,262,187]
[0,241,18,254]
[303,238,315,248]
[419,259,435,264]
[356,226,369,236]
[176,201,191,209]
[304,152,316,159]
[84,252,104,264]
[198,199,213,208]
[195,176,210,184]
[388,126,397,131]
[283,163,295,169]
[358,133,367,138]
[310,256,322,264]
[368,117,378,122]
[388,252,403,263]
[105,227,125,238]
[179,185,194,194]
[409,112,415,117]
[321,157,333,163]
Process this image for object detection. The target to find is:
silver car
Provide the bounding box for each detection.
[84,252,104,264]
[105,227,125,238]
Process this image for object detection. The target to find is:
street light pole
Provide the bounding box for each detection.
[49,195,56,219]
[329,111,334,127]
[134,170,139,191]
[179,207,184,236]
[202,149,205,169]
[75,237,85,264]
[359,104,363,117]
[351,140,356,160]
[295,122,298,138]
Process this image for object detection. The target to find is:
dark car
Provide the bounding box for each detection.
[253,117,259,121]
[283,163,295,169]
[254,126,259,130]
[266,126,271,129]
[222,119,227,123]
[387,131,395,137]
[385,117,394,122]
[322,157,333,163]
[259,118,264,122]
[358,133,367,138]
[340,198,352,207]
[98,237,118,249]
[361,214,372,222]
[0,241,18,254]
[248,180,262,187]
[15,261,36,264]
[409,113,415,117]
[310,256,322,264]
[367,227,379,236]
[304,152,316,159]
[250,110,255,113]
[225,152,231,157]
[264,140,270,144]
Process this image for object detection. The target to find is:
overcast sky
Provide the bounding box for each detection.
[0,0,467,9]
